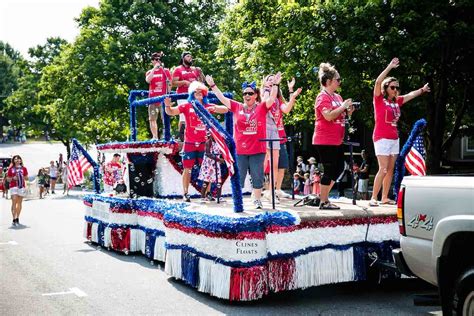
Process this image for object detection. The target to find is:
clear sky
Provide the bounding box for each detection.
[0,0,100,58]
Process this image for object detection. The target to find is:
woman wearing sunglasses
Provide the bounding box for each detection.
[370,57,430,206]
[313,62,355,210]
[205,73,282,209]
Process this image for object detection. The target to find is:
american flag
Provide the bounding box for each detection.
[67,142,92,188]
[405,135,426,176]
[208,124,235,176]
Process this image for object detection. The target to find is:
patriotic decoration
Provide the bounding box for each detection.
[207,125,235,176]
[404,135,426,176]
[84,194,400,301]
[68,141,92,188]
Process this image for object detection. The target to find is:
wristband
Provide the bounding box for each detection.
[210,84,216,89]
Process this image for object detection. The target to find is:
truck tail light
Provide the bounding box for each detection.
[397,187,406,236]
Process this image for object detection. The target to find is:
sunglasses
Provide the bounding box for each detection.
[243,92,255,96]
[152,58,160,61]
[389,86,400,91]
[335,78,342,83]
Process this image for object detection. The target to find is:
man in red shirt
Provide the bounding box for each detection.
[145,52,171,139]
[164,81,227,202]
[172,52,204,141]
[103,153,123,193]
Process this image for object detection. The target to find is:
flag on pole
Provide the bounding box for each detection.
[404,135,426,176]
[67,142,93,188]
[208,126,235,176]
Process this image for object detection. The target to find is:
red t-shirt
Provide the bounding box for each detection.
[230,100,268,155]
[7,166,28,188]
[146,67,171,97]
[372,94,404,141]
[312,91,346,145]
[269,98,287,144]
[178,102,215,143]
[172,65,202,94]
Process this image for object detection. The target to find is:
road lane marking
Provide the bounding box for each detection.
[42,288,87,297]
[0,241,18,245]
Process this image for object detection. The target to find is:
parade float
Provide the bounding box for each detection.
[81,89,401,301]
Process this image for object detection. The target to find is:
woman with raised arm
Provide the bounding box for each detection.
[261,75,302,203]
[369,58,430,206]
[206,73,281,209]
[313,63,355,210]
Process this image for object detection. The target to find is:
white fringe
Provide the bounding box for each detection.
[198,258,231,299]
[83,222,89,239]
[129,229,139,252]
[137,230,146,254]
[91,223,99,243]
[104,227,111,248]
[165,249,182,279]
[153,236,166,262]
[294,248,355,289]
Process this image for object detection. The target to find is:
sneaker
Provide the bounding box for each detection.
[253,199,263,209]
[319,201,340,210]
[183,193,191,202]
[264,191,280,204]
[12,220,16,226]
[52,191,55,194]
[276,189,291,199]
[369,199,379,207]
[206,193,216,202]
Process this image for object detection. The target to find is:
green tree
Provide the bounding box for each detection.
[0,42,22,130]
[217,0,473,173]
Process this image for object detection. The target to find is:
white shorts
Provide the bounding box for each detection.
[10,187,27,197]
[358,179,369,193]
[374,138,399,156]
[176,99,187,123]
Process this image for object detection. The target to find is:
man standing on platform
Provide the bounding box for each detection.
[172,51,205,141]
[145,51,171,139]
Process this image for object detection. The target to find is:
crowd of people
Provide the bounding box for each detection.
[147,51,429,209]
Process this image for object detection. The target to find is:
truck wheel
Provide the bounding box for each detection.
[454,267,474,316]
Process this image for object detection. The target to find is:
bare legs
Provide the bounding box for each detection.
[182,168,191,195]
[11,195,23,224]
[320,180,335,204]
[371,154,397,203]
[149,119,159,139]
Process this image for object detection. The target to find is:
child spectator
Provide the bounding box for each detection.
[296,156,308,176]
[312,169,321,196]
[303,173,311,195]
[198,132,223,202]
[293,173,301,195]
[37,168,47,199]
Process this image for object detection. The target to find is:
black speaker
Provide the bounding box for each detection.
[127,153,156,198]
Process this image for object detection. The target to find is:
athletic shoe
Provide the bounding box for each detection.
[183,193,191,202]
[319,201,340,210]
[206,193,216,202]
[276,189,291,199]
[263,190,280,204]
[369,199,379,207]
[253,199,263,209]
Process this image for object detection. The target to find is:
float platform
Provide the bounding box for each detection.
[83,194,399,301]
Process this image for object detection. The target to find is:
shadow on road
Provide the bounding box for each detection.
[79,241,165,271]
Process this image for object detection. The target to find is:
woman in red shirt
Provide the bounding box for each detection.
[206,73,282,209]
[370,58,430,206]
[7,155,28,226]
[313,63,355,210]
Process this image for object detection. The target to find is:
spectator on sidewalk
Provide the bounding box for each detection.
[48,160,58,194]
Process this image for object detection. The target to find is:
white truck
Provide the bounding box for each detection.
[393,176,474,316]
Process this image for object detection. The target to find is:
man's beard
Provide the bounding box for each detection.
[184,60,193,66]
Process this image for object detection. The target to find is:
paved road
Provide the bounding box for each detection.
[1,143,440,315]
[0,190,441,315]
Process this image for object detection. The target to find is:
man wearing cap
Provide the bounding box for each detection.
[145,52,171,139]
[164,81,227,202]
[172,52,205,141]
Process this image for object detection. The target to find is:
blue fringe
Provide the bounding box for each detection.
[393,119,427,199]
[181,250,200,287]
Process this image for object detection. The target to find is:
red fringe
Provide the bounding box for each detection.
[268,258,296,292]
[86,222,92,240]
[229,265,268,301]
[111,227,130,253]
[267,215,398,233]
[165,221,265,240]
